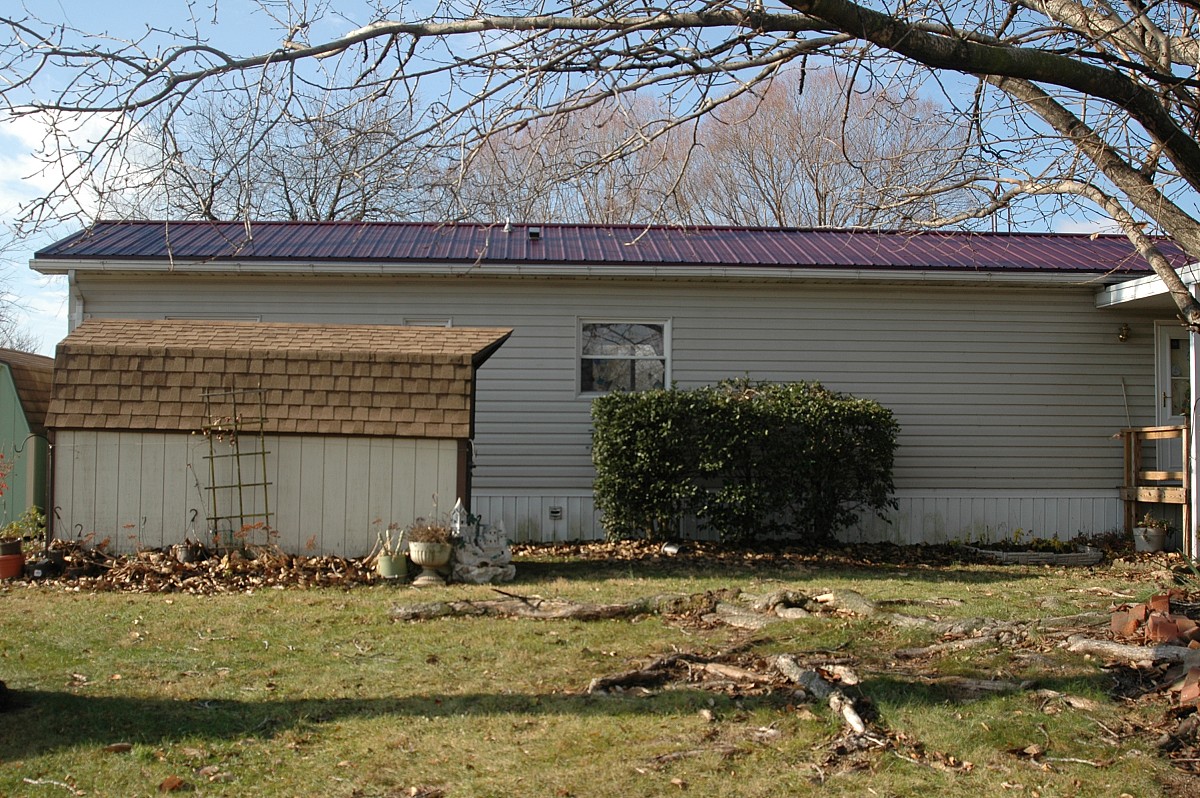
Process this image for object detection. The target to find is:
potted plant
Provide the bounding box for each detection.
[374,522,406,580]
[0,457,20,572]
[0,506,44,579]
[1134,512,1170,553]
[406,516,453,587]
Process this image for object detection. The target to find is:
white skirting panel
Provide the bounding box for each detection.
[471,490,1124,544]
[845,490,1125,544]
[471,492,605,542]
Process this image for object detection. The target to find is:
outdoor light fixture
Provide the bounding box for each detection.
[1118,323,1132,342]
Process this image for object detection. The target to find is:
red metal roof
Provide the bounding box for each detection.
[34,220,1184,274]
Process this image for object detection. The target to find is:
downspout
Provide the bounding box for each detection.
[43,431,54,549]
[68,269,85,331]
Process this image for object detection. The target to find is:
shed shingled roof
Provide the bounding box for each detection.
[32,220,1185,275]
[0,349,54,434]
[46,320,512,438]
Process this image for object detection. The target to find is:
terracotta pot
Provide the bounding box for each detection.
[408,541,452,587]
[0,553,25,579]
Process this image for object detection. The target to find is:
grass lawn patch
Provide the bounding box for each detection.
[1,543,1196,797]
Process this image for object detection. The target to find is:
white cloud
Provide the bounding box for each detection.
[1053,216,1122,236]
[0,113,84,354]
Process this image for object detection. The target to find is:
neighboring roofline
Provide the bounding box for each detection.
[1095,262,1200,308]
[0,348,55,433]
[30,257,1130,287]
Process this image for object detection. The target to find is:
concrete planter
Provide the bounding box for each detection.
[376,553,407,580]
[1133,527,1167,553]
[408,542,452,587]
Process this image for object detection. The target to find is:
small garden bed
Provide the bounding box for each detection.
[964,544,1105,566]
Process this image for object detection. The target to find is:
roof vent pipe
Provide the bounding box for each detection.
[528,226,541,241]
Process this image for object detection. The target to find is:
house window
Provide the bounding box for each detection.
[580,321,669,393]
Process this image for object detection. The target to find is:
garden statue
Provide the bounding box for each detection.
[450,499,516,584]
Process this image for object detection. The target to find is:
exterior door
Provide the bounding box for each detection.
[1156,322,1191,472]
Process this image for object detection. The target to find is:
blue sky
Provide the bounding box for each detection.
[1,0,377,353]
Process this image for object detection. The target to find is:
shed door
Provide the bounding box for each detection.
[1156,322,1191,471]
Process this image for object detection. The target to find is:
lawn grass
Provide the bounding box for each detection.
[0,551,1189,797]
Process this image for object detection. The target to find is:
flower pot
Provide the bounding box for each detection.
[172,542,206,563]
[408,541,452,587]
[1133,527,1167,553]
[0,553,25,579]
[0,539,21,557]
[376,553,406,580]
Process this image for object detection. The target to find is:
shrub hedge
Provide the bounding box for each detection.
[591,379,899,543]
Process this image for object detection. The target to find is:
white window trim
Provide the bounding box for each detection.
[165,314,263,321]
[577,317,672,397]
[401,317,453,327]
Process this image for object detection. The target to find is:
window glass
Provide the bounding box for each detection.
[581,322,667,393]
[1171,337,1191,416]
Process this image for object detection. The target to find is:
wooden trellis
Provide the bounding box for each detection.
[202,387,273,544]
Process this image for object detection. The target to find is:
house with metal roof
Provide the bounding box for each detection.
[32,220,1199,554]
[0,349,53,528]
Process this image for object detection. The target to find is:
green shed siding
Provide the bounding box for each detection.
[0,363,48,525]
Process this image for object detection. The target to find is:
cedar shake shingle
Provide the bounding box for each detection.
[47,320,511,438]
[1,348,55,433]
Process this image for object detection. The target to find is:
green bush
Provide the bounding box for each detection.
[591,379,899,543]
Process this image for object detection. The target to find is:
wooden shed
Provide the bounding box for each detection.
[45,319,511,555]
[0,349,53,526]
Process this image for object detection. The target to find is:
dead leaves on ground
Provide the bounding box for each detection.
[12,539,378,594]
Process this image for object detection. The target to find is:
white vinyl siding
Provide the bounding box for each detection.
[70,273,1157,541]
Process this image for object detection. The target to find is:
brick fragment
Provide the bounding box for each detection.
[1180,667,1200,705]
[1145,612,1181,644]
[1110,610,1141,638]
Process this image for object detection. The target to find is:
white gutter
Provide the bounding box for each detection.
[1096,262,1200,308]
[31,257,1127,287]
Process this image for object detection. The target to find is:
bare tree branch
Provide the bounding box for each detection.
[2,0,1200,318]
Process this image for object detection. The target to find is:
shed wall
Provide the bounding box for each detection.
[53,429,458,555]
[72,274,1155,542]
[0,365,47,524]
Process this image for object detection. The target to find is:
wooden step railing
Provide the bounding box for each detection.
[1119,425,1190,537]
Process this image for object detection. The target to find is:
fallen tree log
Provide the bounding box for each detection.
[392,587,953,629]
[587,653,692,693]
[895,636,1001,660]
[391,591,705,622]
[700,662,769,682]
[586,648,771,694]
[774,655,867,734]
[1065,635,1198,664]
